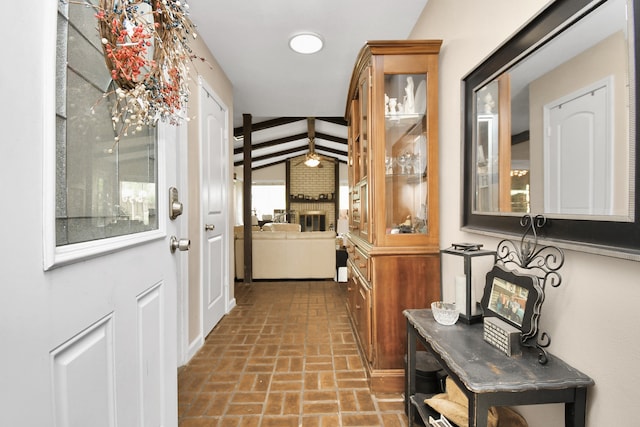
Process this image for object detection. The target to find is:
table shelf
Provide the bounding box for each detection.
[410,393,460,427]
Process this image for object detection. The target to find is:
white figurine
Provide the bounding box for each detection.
[484,92,495,114]
[404,76,415,114]
[388,98,397,114]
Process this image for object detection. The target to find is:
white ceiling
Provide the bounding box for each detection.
[188,0,429,168]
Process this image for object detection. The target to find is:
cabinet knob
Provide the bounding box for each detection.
[359,263,366,268]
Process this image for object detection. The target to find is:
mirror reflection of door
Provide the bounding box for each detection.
[544,80,612,215]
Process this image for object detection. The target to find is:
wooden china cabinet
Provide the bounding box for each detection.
[344,40,442,393]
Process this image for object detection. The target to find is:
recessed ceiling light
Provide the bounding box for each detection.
[289,33,324,54]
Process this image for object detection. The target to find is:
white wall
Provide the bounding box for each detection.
[235,163,286,184]
[411,1,640,425]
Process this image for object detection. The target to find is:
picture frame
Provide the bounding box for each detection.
[480,264,543,342]
[319,193,328,200]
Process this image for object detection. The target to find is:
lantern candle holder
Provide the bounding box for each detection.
[440,243,496,324]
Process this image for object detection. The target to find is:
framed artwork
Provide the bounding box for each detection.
[480,264,543,342]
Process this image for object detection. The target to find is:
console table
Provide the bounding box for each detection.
[404,309,594,427]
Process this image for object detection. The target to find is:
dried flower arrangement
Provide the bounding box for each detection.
[94,0,197,143]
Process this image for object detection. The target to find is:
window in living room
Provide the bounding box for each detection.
[252,184,286,221]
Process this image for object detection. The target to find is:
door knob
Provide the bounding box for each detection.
[205,224,215,231]
[170,236,190,253]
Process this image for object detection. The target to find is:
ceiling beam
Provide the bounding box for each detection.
[314,144,348,157]
[249,157,348,170]
[233,117,304,138]
[232,116,349,168]
[233,116,347,138]
[316,117,348,126]
[233,132,308,155]
[234,146,309,167]
[315,132,347,145]
[234,142,348,163]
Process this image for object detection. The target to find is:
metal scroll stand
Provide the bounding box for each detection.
[495,214,564,364]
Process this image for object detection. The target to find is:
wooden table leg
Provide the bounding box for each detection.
[405,319,417,421]
[565,387,587,427]
[469,394,490,427]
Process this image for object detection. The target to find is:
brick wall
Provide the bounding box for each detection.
[289,156,336,229]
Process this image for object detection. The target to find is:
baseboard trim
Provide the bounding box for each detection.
[369,369,405,393]
[186,335,204,362]
[226,297,236,313]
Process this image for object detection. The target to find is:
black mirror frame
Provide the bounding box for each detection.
[462,0,640,255]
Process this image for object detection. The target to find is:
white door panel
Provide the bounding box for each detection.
[50,315,116,427]
[545,79,612,215]
[137,282,166,427]
[205,235,225,312]
[200,79,228,337]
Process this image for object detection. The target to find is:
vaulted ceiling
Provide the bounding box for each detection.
[188,0,429,169]
[232,117,348,170]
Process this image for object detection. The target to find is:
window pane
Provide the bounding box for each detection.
[251,185,285,220]
[56,5,158,246]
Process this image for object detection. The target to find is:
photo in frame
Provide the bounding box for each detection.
[480,264,544,342]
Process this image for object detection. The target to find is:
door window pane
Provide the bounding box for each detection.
[56,2,158,246]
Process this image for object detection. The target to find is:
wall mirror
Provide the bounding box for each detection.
[462,0,640,255]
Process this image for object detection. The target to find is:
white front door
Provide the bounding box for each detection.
[199,79,229,337]
[544,79,613,215]
[0,3,184,426]
[3,128,184,427]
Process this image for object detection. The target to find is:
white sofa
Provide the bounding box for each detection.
[234,226,336,280]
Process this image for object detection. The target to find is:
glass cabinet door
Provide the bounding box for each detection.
[359,71,369,180]
[383,73,428,235]
[348,69,370,240]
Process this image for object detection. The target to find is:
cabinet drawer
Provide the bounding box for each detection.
[353,247,370,282]
[355,275,372,363]
[346,241,356,258]
[345,264,358,315]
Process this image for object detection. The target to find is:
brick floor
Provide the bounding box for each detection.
[178,281,408,427]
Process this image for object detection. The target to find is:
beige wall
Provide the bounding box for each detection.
[185,35,234,349]
[411,0,640,425]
